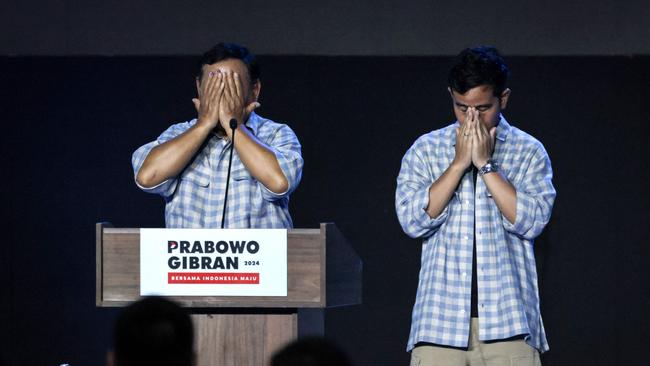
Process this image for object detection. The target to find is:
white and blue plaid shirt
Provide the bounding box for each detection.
[132,112,303,228]
[396,116,555,353]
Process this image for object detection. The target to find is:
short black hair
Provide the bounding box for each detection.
[113,297,194,366]
[197,42,260,83]
[271,337,352,366]
[448,46,509,97]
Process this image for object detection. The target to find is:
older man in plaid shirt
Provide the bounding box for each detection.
[396,47,555,366]
[132,43,303,228]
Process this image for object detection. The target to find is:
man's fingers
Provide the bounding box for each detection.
[202,72,217,107]
[207,71,217,89]
[218,72,234,121]
[468,114,475,134]
[469,115,478,149]
[221,72,231,100]
[477,118,485,141]
[192,98,200,112]
[199,72,215,97]
[234,73,243,99]
[456,127,465,145]
[213,73,224,100]
[227,72,236,101]
[466,122,475,150]
[480,118,488,134]
[460,121,467,137]
[217,73,226,98]
[467,109,475,131]
[216,73,228,104]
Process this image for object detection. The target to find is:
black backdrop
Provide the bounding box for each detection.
[0,55,648,365]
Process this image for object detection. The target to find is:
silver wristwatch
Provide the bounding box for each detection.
[478,160,499,176]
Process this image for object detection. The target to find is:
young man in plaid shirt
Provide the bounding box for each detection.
[396,47,555,366]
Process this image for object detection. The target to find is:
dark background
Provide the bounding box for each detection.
[0,54,648,365]
[1,1,649,364]
[2,0,649,55]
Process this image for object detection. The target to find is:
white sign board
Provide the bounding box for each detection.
[140,229,287,296]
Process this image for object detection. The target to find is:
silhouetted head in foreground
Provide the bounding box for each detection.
[271,337,352,366]
[109,296,194,366]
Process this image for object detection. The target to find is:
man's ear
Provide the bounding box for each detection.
[251,80,261,102]
[499,88,511,110]
[447,87,458,107]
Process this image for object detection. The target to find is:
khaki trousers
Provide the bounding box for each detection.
[410,318,541,366]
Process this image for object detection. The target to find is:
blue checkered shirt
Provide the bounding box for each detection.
[396,116,555,353]
[132,112,303,228]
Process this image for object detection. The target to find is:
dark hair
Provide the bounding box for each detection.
[113,297,194,366]
[271,337,352,366]
[197,42,260,83]
[448,46,509,97]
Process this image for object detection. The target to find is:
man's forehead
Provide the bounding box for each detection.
[201,59,250,78]
[452,85,497,104]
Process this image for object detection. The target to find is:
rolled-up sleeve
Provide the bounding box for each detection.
[502,146,556,240]
[259,124,304,201]
[395,143,449,239]
[131,123,188,197]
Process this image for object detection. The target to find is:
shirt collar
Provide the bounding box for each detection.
[245,111,262,136]
[450,114,512,146]
[495,115,511,142]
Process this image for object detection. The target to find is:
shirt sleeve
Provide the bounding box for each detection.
[131,123,189,197]
[395,141,450,239]
[502,144,556,240]
[258,124,304,202]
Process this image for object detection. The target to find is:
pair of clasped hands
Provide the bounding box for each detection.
[454,107,497,170]
[191,70,260,137]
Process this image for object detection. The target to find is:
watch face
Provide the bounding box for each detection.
[480,161,498,175]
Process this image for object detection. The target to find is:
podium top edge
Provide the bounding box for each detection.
[103,228,139,234]
[100,227,322,235]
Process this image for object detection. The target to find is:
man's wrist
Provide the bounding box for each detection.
[474,160,487,169]
[196,117,217,128]
[194,118,217,134]
[449,161,469,174]
[478,159,499,176]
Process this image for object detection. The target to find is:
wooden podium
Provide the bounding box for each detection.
[96,222,362,366]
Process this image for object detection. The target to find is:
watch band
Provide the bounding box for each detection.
[478,160,499,176]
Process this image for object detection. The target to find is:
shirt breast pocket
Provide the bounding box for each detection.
[443,190,463,233]
[232,165,253,182]
[449,190,462,209]
[230,166,266,219]
[175,165,211,226]
[229,166,257,221]
[180,166,210,187]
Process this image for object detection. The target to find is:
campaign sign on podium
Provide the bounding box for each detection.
[140,229,287,296]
